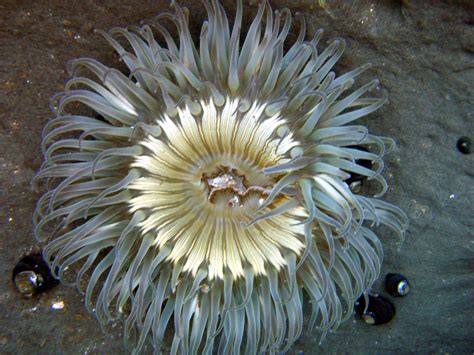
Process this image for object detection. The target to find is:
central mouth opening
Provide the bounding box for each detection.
[202,165,271,210]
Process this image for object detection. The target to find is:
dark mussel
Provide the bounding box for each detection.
[355,294,396,325]
[346,145,373,193]
[456,136,472,155]
[385,273,411,297]
[12,253,58,297]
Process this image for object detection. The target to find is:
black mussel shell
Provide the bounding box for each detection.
[12,253,58,297]
[355,294,396,325]
[346,145,373,189]
[456,136,472,155]
[385,273,411,297]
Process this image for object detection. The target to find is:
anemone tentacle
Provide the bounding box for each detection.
[34,0,408,353]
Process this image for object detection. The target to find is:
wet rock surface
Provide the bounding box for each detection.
[0,0,472,353]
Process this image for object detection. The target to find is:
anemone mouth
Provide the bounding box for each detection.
[129,98,306,280]
[33,0,409,353]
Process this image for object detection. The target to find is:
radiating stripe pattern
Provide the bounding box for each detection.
[33,1,408,354]
[129,98,305,281]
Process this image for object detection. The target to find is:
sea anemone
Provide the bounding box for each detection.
[33,0,408,353]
